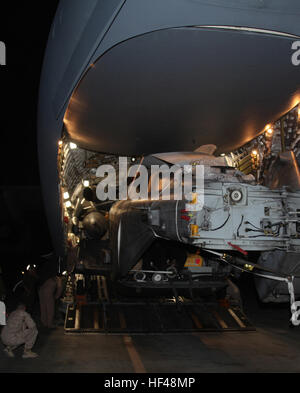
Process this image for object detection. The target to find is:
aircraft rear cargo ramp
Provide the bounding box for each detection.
[64,275,254,334]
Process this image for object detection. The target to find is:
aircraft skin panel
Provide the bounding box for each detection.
[39,0,100,106]
[64,27,300,155]
[96,0,300,58]
[52,0,126,117]
[44,0,300,121]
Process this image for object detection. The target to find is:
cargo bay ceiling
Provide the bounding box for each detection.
[48,0,300,156]
[37,0,300,255]
[64,26,300,155]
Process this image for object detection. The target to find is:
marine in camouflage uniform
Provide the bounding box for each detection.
[1,303,38,358]
[39,276,63,328]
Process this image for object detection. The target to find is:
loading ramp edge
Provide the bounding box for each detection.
[64,300,256,335]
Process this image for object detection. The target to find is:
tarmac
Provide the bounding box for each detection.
[1,276,300,374]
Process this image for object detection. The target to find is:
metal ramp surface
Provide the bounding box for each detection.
[64,300,255,335]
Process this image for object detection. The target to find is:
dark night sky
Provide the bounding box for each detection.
[0,4,60,284]
[0,2,60,186]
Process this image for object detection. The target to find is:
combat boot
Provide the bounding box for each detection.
[3,347,15,358]
[22,349,39,359]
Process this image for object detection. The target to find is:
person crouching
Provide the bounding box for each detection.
[1,303,38,359]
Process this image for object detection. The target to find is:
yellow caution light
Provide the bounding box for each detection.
[190,224,199,237]
[191,193,198,204]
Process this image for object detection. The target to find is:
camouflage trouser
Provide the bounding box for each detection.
[1,326,38,350]
[38,278,56,328]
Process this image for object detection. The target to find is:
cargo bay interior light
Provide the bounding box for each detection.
[70,142,77,150]
[26,264,37,271]
[63,192,70,200]
[83,180,90,187]
[65,201,72,208]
